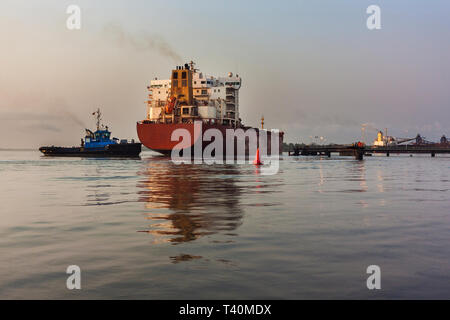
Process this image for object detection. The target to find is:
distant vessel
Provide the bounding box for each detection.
[136,61,283,156]
[39,109,141,157]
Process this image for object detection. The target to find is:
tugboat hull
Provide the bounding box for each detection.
[39,143,142,157]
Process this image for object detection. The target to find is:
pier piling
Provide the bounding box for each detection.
[354,150,364,161]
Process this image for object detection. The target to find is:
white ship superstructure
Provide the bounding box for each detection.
[146,62,242,127]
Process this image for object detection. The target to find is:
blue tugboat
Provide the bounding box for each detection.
[39,109,141,157]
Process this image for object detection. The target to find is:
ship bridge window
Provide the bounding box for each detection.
[201,81,206,84]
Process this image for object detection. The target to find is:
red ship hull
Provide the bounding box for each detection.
[136,121,283,157]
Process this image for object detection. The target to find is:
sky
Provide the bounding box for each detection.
[1,0,450,148]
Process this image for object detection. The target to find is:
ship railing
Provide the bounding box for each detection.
[119,139,136,144]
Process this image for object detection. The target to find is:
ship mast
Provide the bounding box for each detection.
[93,108,102,131]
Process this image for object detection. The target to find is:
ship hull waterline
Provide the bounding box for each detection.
[136,122,283,159]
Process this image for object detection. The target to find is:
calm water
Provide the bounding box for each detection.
[0,150,449,299]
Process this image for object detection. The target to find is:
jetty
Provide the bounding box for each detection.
[288,143,450,160]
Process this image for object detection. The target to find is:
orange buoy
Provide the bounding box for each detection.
[253,148,263,165]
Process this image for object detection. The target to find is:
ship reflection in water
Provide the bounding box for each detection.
[136,158,244,244]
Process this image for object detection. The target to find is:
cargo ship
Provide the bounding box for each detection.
[136,62,283,158]
[40,109,141,157]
